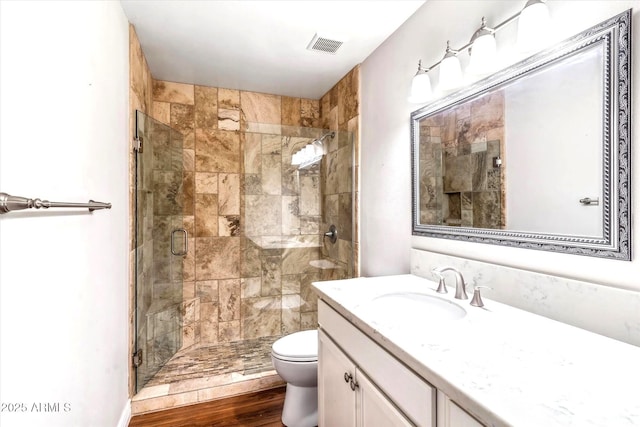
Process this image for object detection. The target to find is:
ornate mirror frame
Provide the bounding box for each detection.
[410,10,631,260]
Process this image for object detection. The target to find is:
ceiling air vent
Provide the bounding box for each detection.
[307,33,343,54]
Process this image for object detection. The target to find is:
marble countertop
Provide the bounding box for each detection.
[312,274,640,427]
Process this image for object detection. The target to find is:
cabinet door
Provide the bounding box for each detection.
[318,330,357,427]
[437,390,484,427]
[357,369,414,427]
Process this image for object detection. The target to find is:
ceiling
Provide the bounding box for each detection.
[120,0,425,99]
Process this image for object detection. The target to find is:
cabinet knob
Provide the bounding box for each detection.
[350,378,359,391]
[344,372,352,383]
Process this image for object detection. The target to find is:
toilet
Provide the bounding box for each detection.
[271,329,318,427]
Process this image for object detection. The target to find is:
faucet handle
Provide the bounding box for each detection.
[431,269,448,294]
[470,285,491,308]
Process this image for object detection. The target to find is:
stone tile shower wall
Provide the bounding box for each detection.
[419,90,505,228]
[319,65,360,276]
[150,79,355,350]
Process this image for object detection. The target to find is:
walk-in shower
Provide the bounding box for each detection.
[133,111,355,397]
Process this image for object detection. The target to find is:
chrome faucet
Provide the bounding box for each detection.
[431,267,469,300]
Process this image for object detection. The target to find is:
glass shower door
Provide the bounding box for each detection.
[134,110,185,392]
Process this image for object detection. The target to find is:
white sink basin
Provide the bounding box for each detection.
[360,292,467,323]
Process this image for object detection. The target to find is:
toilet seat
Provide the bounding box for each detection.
[272,329,318,362]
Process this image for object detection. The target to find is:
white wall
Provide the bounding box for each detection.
[361,1,640,291]
[0,2,130,426]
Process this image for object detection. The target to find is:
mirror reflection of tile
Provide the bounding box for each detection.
[419,91,505,229]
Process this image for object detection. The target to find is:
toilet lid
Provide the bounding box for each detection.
[272,329,318,362]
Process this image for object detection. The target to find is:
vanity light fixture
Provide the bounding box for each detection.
[408,60,432,103]
[410,0,551,102]
[517,0,551,53]
[439,41,463,91]
[468,17,497,75]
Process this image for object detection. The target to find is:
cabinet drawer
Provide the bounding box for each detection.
[319,300,436,427]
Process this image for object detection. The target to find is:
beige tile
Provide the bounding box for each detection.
[301,98,320,127]
[261,255,282,296]
[282,196,300,235]
[219,173,240,215]
[242,133,262,174]
[195,237,240,280]
[240,237,262,278]
[183,149,195,171]
[130,27,148,112]
[196,280,219,303]
[281,96,301,126]
[219,320,241,342]
[261,154,282,196]
[183,171,195,216]
[183,238,195,281]
[282,275,300,295]
[301,98,320,119]
[218,109,240,131]
[168,376,217,395]
[327,106,338,136]
[219,279,241,322]
[195,85,218,130]
[219,215,240,237]
[301,311,318,329]
[347,116,359,167]
[241,277,262,298]
[241,296,281,339]
[170,103,195,145]
[218,88,240,110]
[195,129,240,173]
[195,172,218,194]
[184,215,195,236]
[182,298,199,325]
[320,92,331,125]
[131,390,199,414]
[282,294,301,334]
[244,122,281,135]
[240,91,281,125]
[282,246,320,275]
[338,65,360,125]
[244,195,282,236]
[182,321,197,349]
[153,80,195,105]
[152,101,171,125]
[299,174,320,215]
[132,383,170,401]
[261,134,282,155]
[183,281,195,300]
[195,193,218,237]
[200,301,219,344]
[301,272,320,311]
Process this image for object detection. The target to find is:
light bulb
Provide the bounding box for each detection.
[408,70,432,103]
[469,33,497,75]
[518,0,551,53]
[439,44,463,91]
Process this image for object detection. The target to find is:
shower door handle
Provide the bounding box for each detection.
[171,228,188,256]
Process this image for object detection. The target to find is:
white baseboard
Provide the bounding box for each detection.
[117,399,131,427]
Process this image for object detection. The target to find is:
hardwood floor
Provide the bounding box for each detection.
[129,387,286,427]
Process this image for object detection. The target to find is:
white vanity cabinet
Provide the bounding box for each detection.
[318,299,484,427]
[318,300,436,427]
[319,329,413,427]
[436,391,483,427]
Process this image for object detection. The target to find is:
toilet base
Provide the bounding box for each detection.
[281,384,318,427]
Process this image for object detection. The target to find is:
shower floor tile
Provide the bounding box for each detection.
[146,335,278,387]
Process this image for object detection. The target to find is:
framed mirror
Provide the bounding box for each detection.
[411,10,631,260]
